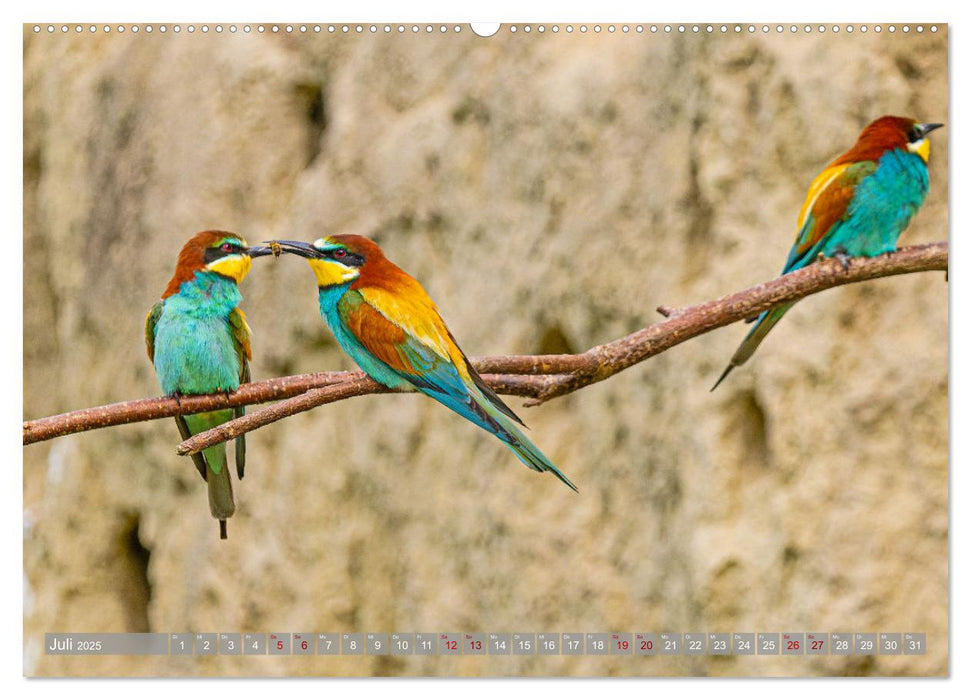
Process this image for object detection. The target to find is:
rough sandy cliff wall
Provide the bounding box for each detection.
[23,26,947,676]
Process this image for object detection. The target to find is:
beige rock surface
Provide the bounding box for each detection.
[23,25,947,676]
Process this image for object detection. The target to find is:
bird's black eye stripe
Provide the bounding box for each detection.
[203,247,224,263]
[324,249,365,267]
[203,242,242,263]
[908,126,923,143]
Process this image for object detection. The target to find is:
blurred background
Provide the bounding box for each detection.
[23,25,947,676]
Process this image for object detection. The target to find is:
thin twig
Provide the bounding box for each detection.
[177,376,393,454]
[21,242,946,451]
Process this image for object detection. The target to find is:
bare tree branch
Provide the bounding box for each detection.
[176,376,393,454]
[24,370,356,446]
[514,241,950,405]
[21,242,946,452]
[175,241,947,454]
[21,370,559,446]
[173,373,579,456]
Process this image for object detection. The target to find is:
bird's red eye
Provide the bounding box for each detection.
[334,249,346,258]
[221,242,233,252]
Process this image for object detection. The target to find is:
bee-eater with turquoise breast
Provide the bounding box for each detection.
[145,231,273,539]
[272,235,578,492]
[713,115,943,390]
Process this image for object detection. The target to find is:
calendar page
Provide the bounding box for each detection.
[22,21,948,678]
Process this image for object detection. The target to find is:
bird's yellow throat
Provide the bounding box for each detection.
[307,258,360,287]
[908,137,931,163]
[207,254,253,283]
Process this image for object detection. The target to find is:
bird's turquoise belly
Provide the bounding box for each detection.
[153,313,240,395]
[823,149,929,258]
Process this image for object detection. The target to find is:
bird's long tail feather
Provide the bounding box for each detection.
[184,411,236,539]
[203,443,235,539]
[492,410,578,492]
[413,373,578,491]
[711,303,794,391]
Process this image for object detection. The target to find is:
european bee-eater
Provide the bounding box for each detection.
[713,115,943,390]
[145,231,272,539]
[272,235,578,492]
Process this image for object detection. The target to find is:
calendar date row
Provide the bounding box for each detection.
[46,632,926,656]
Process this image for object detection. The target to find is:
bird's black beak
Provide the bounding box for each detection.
[246,245,275,258]
[264,240,324,259]
[921,122,945,136]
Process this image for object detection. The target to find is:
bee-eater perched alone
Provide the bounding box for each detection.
[146,231,273,538]
[272,235,578,492]
[713,115,943,390]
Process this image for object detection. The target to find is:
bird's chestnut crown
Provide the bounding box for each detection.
[833,116,943,168]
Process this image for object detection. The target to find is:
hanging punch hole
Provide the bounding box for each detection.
[470,23,501,37]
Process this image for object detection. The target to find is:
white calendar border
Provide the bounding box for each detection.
[6,0,967,696]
